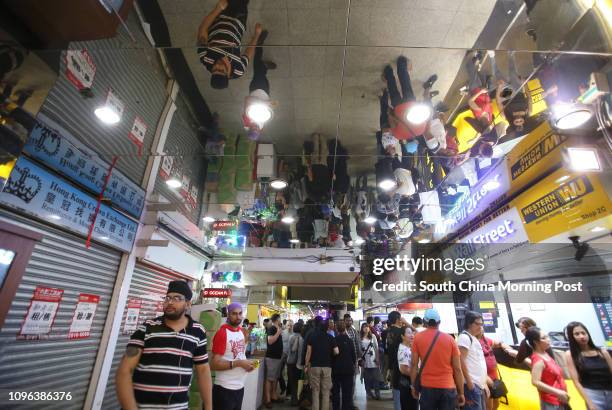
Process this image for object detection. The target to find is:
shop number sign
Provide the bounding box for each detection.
[68,293,100,339]
[65,49,96,91]
[123,298,142,334]
[18,286,64,340]
[202,288,232,298]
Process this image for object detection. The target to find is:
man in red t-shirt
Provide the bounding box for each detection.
[464,50,494,135]
[211,303,256,410]
[410,308,465,410]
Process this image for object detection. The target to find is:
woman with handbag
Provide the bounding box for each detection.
[360,323,381,400]
[526,327,570,410]
[476,328,511,410]
[564,321,612,410]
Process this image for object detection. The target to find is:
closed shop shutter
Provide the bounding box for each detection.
[102,263,189,409]
[0,210,122,410]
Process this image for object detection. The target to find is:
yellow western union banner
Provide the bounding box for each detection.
[512,169,611,243]
[505,121,567,196]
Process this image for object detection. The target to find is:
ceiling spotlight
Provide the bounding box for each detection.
[565,147,601,172]
[418,238,431,244]
[364,216,377,224]
[94,106,121,125]
[378,178,397,191]
[281,216,295,224]
[405,103,432,125]
[246,102,272,125]
[552,102,592,129]
[203,216,215,223]
[590,226,606,233]
[166,178,182,188]
[270,179,288,190]
[290,239,300,244]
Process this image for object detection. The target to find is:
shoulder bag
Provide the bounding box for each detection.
[414,331,440,393]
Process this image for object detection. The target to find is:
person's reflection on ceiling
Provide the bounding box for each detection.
[197,0,263,89]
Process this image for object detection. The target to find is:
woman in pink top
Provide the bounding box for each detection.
[525,327,570,410]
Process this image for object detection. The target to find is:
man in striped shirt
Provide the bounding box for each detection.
[116,281,212,410]
[197,0,264,89]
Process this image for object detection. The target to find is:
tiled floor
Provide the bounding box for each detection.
[271,380,395,410]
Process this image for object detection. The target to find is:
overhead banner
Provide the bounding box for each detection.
[513,169,611,243]
[0,157,137,252]
[25,114,145,218]
[68,293,100,339]
[18,286,64,340]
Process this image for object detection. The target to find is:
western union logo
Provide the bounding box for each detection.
[510,132,567,180]
[521,176,593,223]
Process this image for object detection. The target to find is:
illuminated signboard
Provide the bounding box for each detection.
[212,271,242,283]
[212,220,238,231]
[201,288,232,298]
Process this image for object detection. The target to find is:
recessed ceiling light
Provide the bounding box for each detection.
[355,238,365,245]
[203,216,215,223]
[246,102,272,124]
[270,179,288,190]
[566,147,601,172]
[99,236,110,240]
[590,226,606,233]
[290,239,300,244]
[555,175,570,184]
[94,106,120,124]
[378,179,397,191]
[418,239,431,244]
[364,216,377,224]
[48,214,62,220]
[166,178,182,188]
[405,103,432,125]
[281,216,295,224]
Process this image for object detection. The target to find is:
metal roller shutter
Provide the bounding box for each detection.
[102,263,187,409]
[0,210,122,410]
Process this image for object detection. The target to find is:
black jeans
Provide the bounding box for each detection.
[400,383,419,410]
[223,0,249,27]
[287,362,299,404]
[332,373,354,410]
[249,40,270,94]
[383,56,415,107]
[212,384,244,410]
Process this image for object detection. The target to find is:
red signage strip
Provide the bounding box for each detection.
[212,221,237,231]
[202,288,232,298]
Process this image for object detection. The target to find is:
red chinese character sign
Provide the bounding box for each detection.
[123,298,142,334]
[18,286,64,340]
[65,49,96,91]
[129,116,147,156]
[68,293,100,339]
[159,156,174,180]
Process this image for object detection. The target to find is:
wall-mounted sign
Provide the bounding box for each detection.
[159,156,173,181]
[123,298,142,334]
[68,293,100,339]
[18,286,64,340]
[25,114,145,218]
[128,116,147,156]
[212,221,238,231]
[65,49,96,91]
[0,157,137,252]
[202,288,232,298]
[513,170,611,243]
[105,90,125,123]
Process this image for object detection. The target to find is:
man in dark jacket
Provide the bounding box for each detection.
[332,321,356,410]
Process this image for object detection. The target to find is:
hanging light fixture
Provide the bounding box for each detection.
[94,106,121,124]
[246,102,272,125]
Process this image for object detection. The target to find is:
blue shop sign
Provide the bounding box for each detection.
[24,114,145,218]
[0,157,137,252]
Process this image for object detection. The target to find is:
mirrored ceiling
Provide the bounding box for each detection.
[1,0,610,254]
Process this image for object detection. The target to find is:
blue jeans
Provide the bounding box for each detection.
[419,387,457,410]
[393,389,401,410]
[583,388,612,410]
[464,385,485,410]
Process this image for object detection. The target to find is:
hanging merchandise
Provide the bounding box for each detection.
[122,298,142,334]
[65,49,96,91]
[128,116,147,156]
[18,286,64,340]
[68,293,100,339]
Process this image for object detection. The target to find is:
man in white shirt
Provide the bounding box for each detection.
[211,303,256,410]
[457,311,489,410]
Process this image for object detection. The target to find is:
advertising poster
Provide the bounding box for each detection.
[68,293,100,339]
[128,116,147,156]
[123,298,142,334]
[159,156,173,180]
[65,49,96,91]
[18,286,64,339]
[106,90,125,122]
